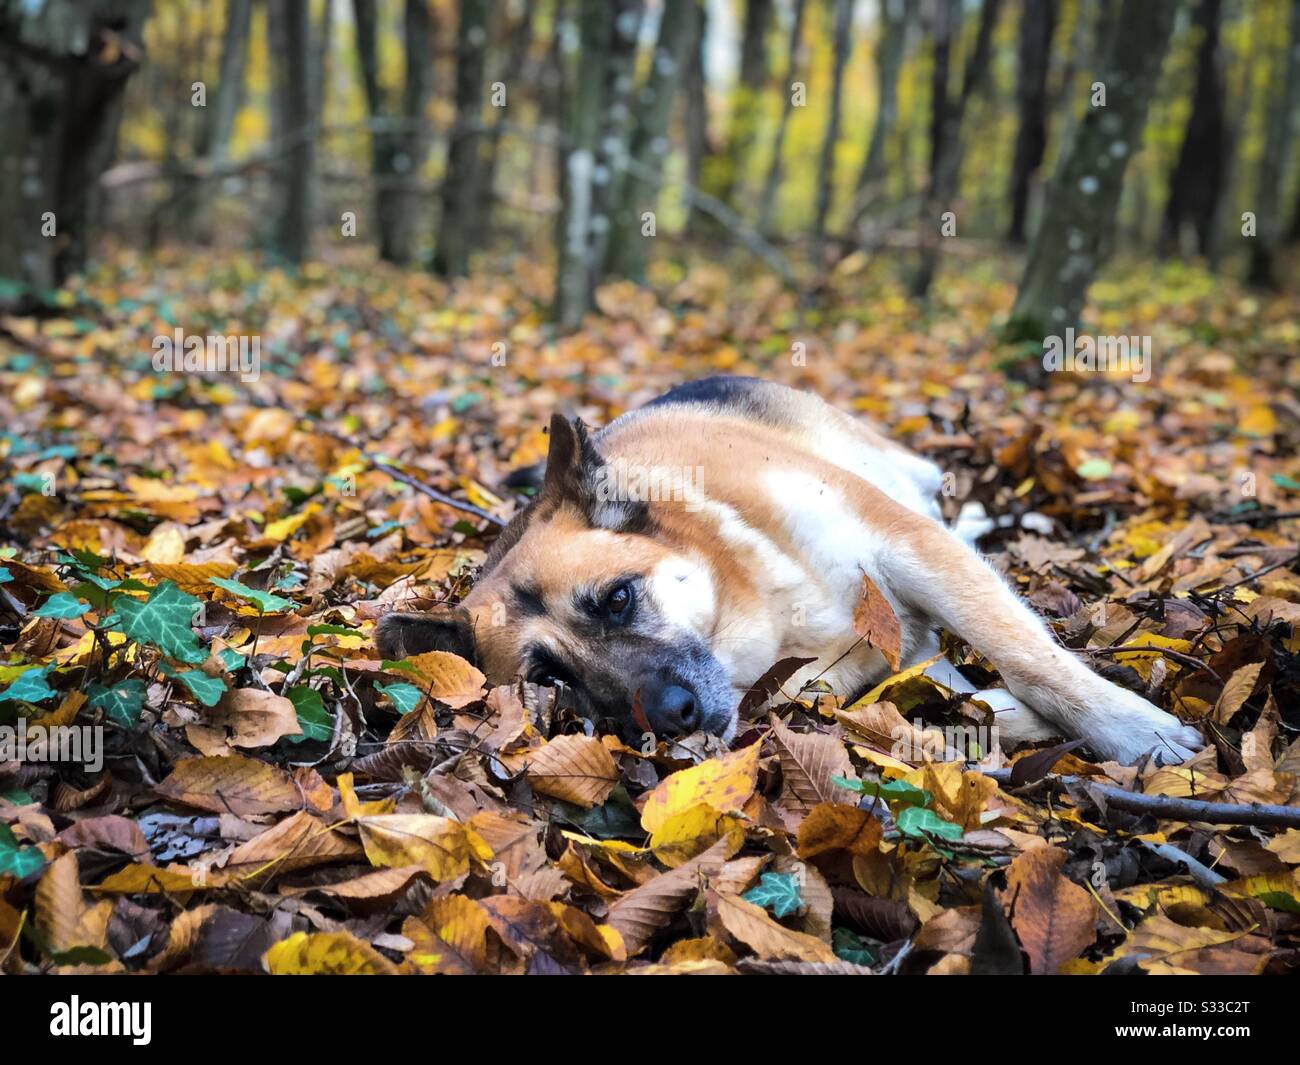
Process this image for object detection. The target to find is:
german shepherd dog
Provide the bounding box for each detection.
[377,376,1202,765]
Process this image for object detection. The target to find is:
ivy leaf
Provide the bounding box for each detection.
[306,623,357,639]
[896,805,964,842]
[0,664,57,705]
[87,678,147,728]
[210,576,296,614]
[113,580,208,664]
[832,927,876,967]
[833,775,933,810]
[34,591,89,619]
[742,872,805,918]
[286,686,331,742]
[377,682,423,715]
[0,823,44,878]
[174,670,226,707]
[217,647,247,671]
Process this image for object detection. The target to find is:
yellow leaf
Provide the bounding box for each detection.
[649,804,746,868]
[357,814,493,880]
[141,525,187,564]
[640,742,762,834]
[393,650,485,708]
[264,931,397,975]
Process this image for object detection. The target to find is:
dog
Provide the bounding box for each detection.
[377,376,1202,765]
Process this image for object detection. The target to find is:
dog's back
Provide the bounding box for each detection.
[602,376,945,522]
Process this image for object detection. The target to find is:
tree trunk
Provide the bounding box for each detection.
[856,0,909,202]
[208,0,251,162]
[709,0,773,208]
[269,0,315,263]
[1007,0,1058,244]
[585,0,645,281]
[757,0,808,234]
[433,0,490,278]
[479,2,536,240]
[1248,0,1300,288]
[0,0,150,296]
[911,0,1002,299]
[812,0,856,258]
[354,0,433,265]
[606,0,702,280]
[1159,0,1226,258]
[1004,0,1181,346]
[683,1,711,233]
[555,0,613,329]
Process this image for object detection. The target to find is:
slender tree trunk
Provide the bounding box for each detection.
[1248,0,1300,288]
[208,0,251,160]
[709,0,773,208]
[398,0,433,260]
[354,0,433,265]
[0,0,150,296]
[555,0,613,329]
[1159,0,1226,258]
[433,0,491,278]
[606,0,702,280]
[912,0,1002,299]
[1004,0,1181,346]
[758,0,808,234]
[269,0,315,263]
[586,0,645,280]
[857,0,908,201]
[479,2,536,239]
[812,0,856,258]
[1007,0,1058,244]
[683,1,711,233]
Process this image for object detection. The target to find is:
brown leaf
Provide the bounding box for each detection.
[795,803,884,860]
[524,733,619,808]
[711,892,838,963]
[736,655,816,719]
[155,754,302,816]
[1213,662,1264,725]
[224,810,363,879]
[1001,845,1097,974]
[768,715,858,811]
[606,837,734,956]
[36,852,113,958]
[852,573,901,670]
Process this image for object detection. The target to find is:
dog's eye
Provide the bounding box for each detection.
[603,582,633,620]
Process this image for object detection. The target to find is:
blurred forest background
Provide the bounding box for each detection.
[3,0,1300,339]
[5,1,1300,980]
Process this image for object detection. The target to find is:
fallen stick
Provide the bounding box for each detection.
[981,767,1300,828]
[306,420,507,528]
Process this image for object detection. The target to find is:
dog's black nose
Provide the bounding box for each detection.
[644,684,698,736]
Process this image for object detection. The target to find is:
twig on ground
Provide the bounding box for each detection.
[1081,644,1222,684]
[982,767,1300,828]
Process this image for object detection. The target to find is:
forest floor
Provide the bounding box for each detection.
[1,247,1298,974]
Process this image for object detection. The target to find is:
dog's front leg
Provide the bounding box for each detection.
[886,519,1203,764]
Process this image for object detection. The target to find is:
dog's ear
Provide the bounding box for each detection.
[542,413,601,501]
[375,608,477,664]
[542,413,647,531]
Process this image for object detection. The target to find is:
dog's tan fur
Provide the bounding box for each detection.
[378,377,1201,764]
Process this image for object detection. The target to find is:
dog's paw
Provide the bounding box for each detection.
[1091,689,1203,765]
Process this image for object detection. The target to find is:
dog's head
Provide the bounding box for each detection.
[376,414,737,741]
